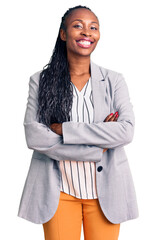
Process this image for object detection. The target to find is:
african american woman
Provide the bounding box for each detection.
[17,5,139,240]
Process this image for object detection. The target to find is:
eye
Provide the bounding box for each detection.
[73,24,82,28]
[91,26,98,30]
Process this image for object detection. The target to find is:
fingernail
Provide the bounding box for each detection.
[110,113,113,115]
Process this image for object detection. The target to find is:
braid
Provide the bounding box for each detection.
[36,5,96,128]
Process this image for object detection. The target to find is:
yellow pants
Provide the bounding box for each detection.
[43,191,120,240]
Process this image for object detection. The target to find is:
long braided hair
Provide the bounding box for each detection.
[37,5,95,129]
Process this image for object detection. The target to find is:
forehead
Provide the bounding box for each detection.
[65,8,99,25]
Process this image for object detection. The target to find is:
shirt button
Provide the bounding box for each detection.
[97,166,103,172]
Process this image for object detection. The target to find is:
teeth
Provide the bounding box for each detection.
[77,40,91,45]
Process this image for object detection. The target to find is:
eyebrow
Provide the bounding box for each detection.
[71,19,99,25]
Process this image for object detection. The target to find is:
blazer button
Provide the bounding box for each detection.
[97,166,103,172]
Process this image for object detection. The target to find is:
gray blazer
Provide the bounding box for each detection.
[17,60,139,224]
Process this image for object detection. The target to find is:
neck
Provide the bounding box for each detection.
[67,54,91,77]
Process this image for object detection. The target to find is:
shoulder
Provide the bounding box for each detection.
[98,63,122,78]
[26,70,43,91]
[25,70,42,94]
[96,63,126,86]
[29,70,42,85]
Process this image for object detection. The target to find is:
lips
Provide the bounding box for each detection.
[76,38,94,48]
[76,38,94,43]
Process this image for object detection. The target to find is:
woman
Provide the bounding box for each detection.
[17,5,139,240]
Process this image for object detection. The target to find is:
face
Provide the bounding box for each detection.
[60,8,100,57]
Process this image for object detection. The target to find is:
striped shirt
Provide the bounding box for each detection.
[60,77,98,199]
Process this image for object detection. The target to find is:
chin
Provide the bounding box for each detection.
[76,52,92,57]
[77,48,94,55]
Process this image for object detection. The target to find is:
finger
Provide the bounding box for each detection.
[114,116,118,121]
[104,113,114,122]
[109,114,116,121]
[115,115,119,121]
[114,114,119,121]
[109,113,119,121]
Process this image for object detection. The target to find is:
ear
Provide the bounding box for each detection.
[60,29,66,41]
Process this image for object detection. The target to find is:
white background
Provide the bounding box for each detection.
[0,0,156,239]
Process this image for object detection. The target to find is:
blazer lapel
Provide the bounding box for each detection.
[90,60,111,123]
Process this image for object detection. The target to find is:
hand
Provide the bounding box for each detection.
[50,111,119,144]
[50,123,63,136]
[102,112,119,153]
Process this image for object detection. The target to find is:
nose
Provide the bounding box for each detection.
[81,33,91,37]
[81,27,91,37]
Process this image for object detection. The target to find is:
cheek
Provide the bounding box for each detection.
[66,39,77,51]
[66,28,76,39]
[66,32,76,45]
[66,38,76,47]
[95,32,100,41]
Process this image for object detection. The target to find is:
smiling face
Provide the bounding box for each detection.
[60,8,100,58]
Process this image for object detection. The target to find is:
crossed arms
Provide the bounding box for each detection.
[23,72,135,162]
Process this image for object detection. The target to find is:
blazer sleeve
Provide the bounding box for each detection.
[62,73,135,149]
[23,73,103,162]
